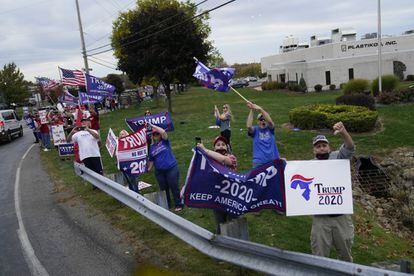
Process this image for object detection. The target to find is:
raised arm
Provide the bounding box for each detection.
[333,122,354,149]
[197,143,234,166]
[150,124,168,140]
[246,102,254,130]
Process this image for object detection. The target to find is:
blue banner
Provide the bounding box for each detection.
[193,60,235,92]
[58,143,74,157]
[125,112,174,132]
[79,92,105,104]
[183,148,286,215]
[85,73,115,96]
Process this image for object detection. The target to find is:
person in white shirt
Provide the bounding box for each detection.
[67,118,103,176]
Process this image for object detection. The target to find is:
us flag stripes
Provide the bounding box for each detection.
[59,67,85,86]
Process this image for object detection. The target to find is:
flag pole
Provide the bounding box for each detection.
[193,57,250,102]
[229,86,249,102]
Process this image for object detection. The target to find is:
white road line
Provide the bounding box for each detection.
[14,144,49,276]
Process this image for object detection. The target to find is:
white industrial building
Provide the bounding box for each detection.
[261,28,414,91]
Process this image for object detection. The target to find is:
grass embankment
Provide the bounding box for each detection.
[42,86,414,274]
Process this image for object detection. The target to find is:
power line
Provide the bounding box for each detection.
[85,0,136,47]
[89,55,118,67]
[88,0,235,57]
[87,0,210,53]
[88,57,119,70]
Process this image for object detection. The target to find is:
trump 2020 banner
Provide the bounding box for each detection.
[284,160,353,216]
[85,73,115,96]
[105,128,117,158]
[58,143,74,157]
[117,125,147,176]
[183,148,286,215]
[125,112,174,132]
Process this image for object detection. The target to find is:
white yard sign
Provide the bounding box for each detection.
[284,160,353,216]
[51,125,67,145]
[105,128,118,158]
[38,110,48,124]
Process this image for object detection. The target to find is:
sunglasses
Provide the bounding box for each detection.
[258,118,266,122]
[222,106,227,109]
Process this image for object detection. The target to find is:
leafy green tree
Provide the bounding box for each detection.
[208,47,227,68]
[111,0,211,112]
[232,63,262,78]
[105,74,125,95]
[0,62,29,104]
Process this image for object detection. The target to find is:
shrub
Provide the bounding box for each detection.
[336,94,376,110]
[329,84,336,91]
[261,81,287,91]
[377,88,414,104]
[299,77,307,92]
[372,74,400,95]
[343,79,370,95]
[314,84,323,92]
[406,75,414,81]
[289,104,378,132]
[288,83,302,92]
[339,83,347,90]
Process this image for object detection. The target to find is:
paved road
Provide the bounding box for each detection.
[0,127,135,275]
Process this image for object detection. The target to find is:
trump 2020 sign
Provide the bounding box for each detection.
[284,160,353,216]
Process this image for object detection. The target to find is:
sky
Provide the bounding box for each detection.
[0,0,413,82]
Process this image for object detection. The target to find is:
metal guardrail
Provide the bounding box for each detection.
[74,163,407,276]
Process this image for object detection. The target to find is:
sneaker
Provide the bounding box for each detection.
[174,207,183,212]
[43,148,50,152]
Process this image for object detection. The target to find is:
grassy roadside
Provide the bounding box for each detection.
[42,86,414,274]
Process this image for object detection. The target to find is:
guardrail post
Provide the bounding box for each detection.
[400,260,411,273]
[220,217,249,241]
[144,191,169,210]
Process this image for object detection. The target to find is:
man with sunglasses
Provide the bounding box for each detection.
[246,101,280,168]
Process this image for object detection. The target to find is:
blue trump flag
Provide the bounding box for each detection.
[79,92,105,104]
[193,60,235,92]
[183,148,286,215]
[85,73,115,96]
[125,112,174,132]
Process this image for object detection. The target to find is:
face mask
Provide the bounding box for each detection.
[215,149,227,155]
[316,152,330,160]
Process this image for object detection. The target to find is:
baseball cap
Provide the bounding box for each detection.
[257,113,264,120]
[81,117,90,122]
[312,135,329,145]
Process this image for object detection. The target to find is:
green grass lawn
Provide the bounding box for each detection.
[42,86,414,274]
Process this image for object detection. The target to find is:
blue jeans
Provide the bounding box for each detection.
[41,133,51,149]
[154,165,182,208]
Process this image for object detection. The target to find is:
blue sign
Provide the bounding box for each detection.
[58,143,74,157]
[79,92,105,104]
[85,74,115,96]
[183,148,286,215]
[125,112,174,132]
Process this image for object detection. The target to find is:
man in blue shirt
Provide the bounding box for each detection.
[246,101,280,168]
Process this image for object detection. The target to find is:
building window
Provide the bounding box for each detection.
[348,68,354,80]
[325,71,331,85]
[296,73,298,83]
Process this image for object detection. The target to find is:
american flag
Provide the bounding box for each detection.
[45,79,60,91]
[59,67,85,86]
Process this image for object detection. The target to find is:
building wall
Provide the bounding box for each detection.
[262,34,414,91]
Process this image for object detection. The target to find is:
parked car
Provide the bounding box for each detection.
[245,76,258,82]
[231,79,249,88]
[0,109,23,142]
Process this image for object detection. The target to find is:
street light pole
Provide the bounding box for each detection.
[377,0,382,94]
[75,0,90,75]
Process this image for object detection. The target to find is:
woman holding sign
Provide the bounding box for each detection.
[214,104,232,145]
[197,136,238,234]
[147,124,183,212]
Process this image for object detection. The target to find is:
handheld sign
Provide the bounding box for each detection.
[183,148,286,215]
[39,110,48,124]
[105,128,117,158]
[58,143,74,157]
[284,160,353,216]
[125,112,174,132]
[117,125,147,176]
[51,125,67,145]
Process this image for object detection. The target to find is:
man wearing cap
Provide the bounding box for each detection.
[311,121,355,262]
[246,101,280,168]
[67,117,103,177]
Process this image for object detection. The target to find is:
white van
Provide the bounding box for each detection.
[0,109,23,142]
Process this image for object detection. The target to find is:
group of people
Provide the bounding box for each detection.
[38,99,355,262]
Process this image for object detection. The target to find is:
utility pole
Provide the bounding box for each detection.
[75,0,90,75]
[377,0,382,94]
